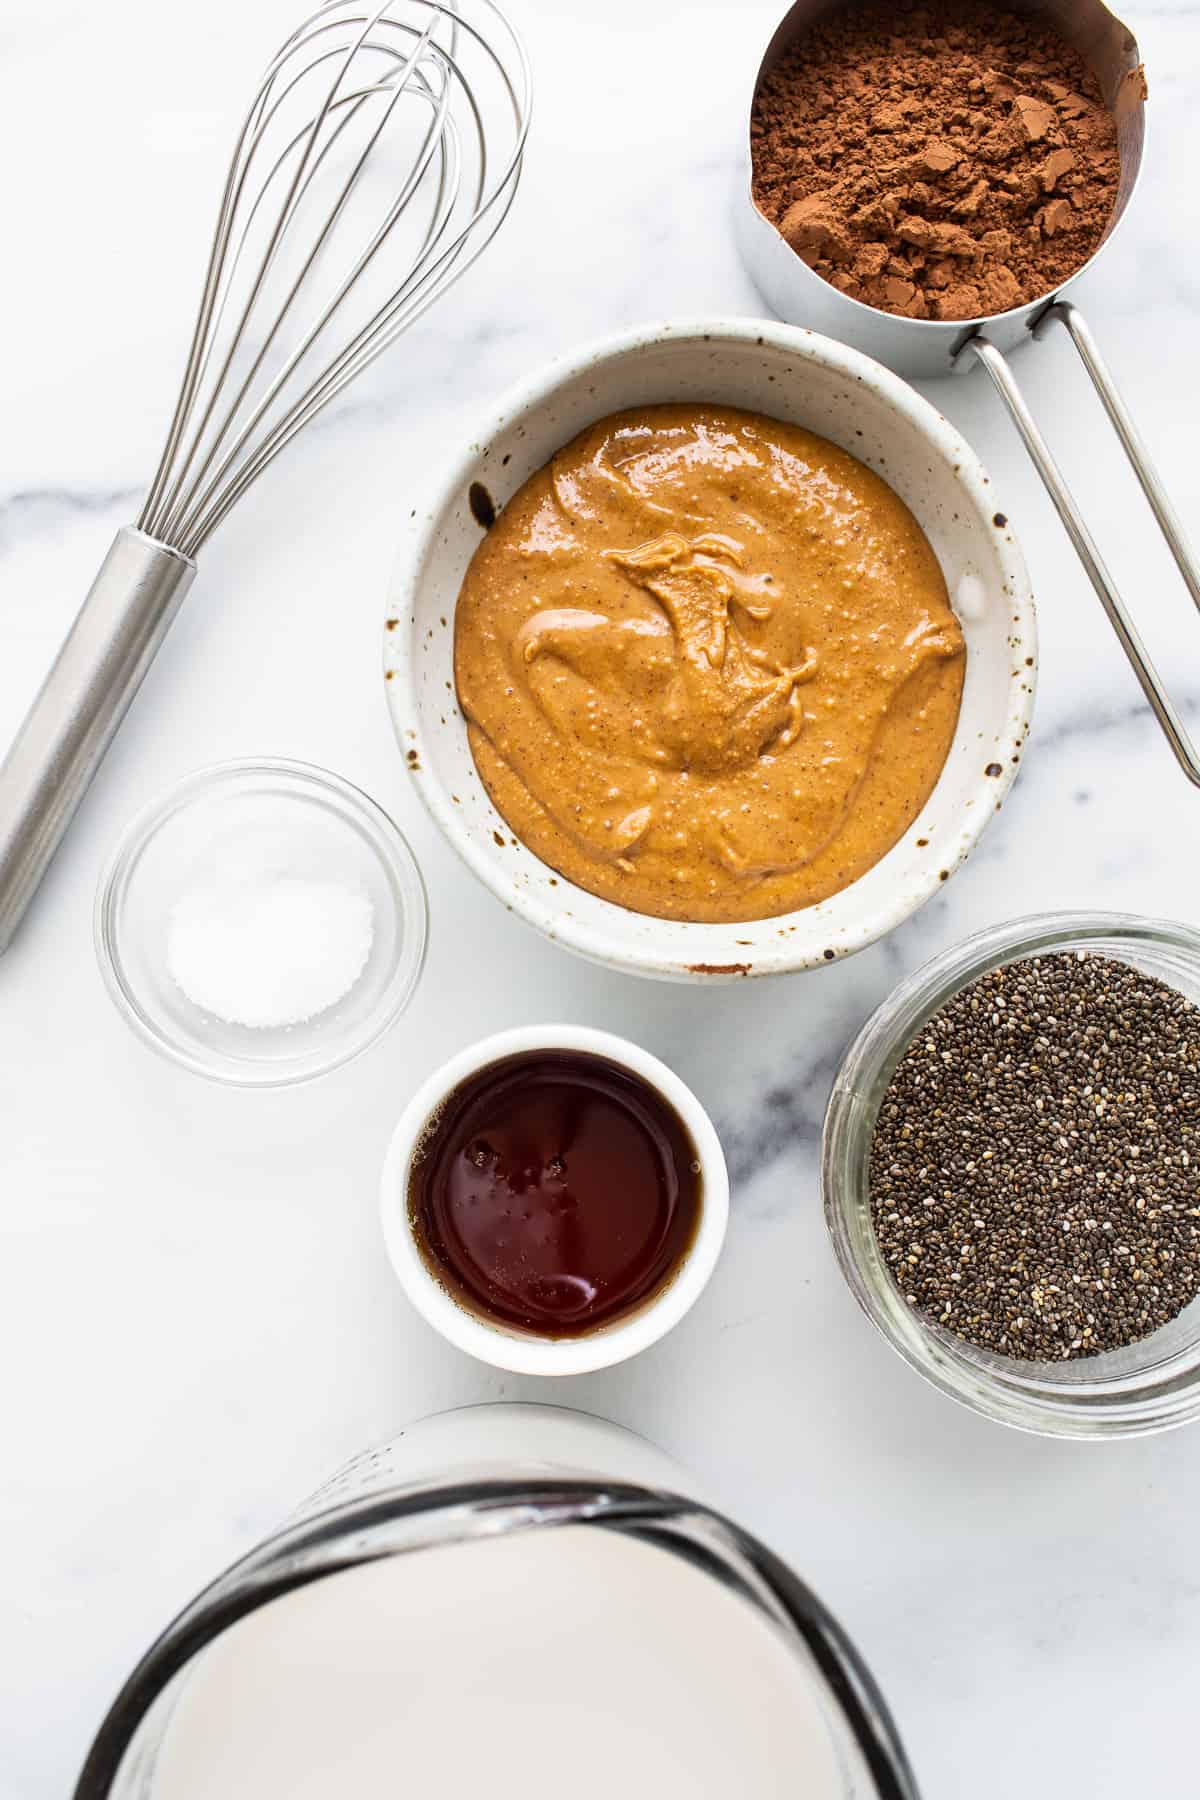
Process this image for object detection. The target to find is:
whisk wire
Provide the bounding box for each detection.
[173,96,464,553]
[151,8,416,544]
[189,130,527,552]
[156,44,443,547]
[137,0,530,557]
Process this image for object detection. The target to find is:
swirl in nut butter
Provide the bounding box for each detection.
[454,404,965,923]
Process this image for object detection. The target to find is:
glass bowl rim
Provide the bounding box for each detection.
[821,909,1200,1440]
[94,756,429,1088]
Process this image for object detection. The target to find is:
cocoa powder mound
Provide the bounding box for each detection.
[750,0,1125,321]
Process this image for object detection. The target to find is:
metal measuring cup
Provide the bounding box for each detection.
[738,0,1200,786]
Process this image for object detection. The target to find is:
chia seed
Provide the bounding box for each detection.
[868,951,1200,1360]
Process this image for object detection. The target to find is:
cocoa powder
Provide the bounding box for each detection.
[750,0,1125,321]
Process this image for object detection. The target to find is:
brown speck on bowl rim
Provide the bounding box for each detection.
[468,481,497,529]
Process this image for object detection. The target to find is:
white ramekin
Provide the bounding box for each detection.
[385,317,1036,981]
[379,1025,729,1375]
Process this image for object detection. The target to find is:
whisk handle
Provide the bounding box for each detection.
[0,528,195,954]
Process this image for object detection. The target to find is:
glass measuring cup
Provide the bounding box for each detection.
[74,1405,919,1800]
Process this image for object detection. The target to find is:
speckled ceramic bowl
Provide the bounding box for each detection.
[385,319,1036,982]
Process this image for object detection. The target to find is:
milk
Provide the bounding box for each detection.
[152,1523,846,1798]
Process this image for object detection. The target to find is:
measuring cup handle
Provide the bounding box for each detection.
[0,527,195,954]
[1038,302,1200,616]
[955,315,1200,788]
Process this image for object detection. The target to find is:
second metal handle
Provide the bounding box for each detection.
[0,527,196,954]
[957,301,1200,788]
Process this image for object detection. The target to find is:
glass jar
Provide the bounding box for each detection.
[75,1405,919,1800]
[823,912,1200,1440]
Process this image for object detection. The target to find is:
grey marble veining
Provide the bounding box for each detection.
[2,2,1200,1798]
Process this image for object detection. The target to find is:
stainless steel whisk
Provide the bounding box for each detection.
[0,0,530,952]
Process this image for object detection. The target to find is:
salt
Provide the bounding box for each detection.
[166,868,374,1029]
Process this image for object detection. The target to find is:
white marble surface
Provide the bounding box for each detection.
[2,0,1200,1794]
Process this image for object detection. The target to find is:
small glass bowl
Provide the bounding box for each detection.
[822,911,1200,1439]
[96,759,428,1087]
